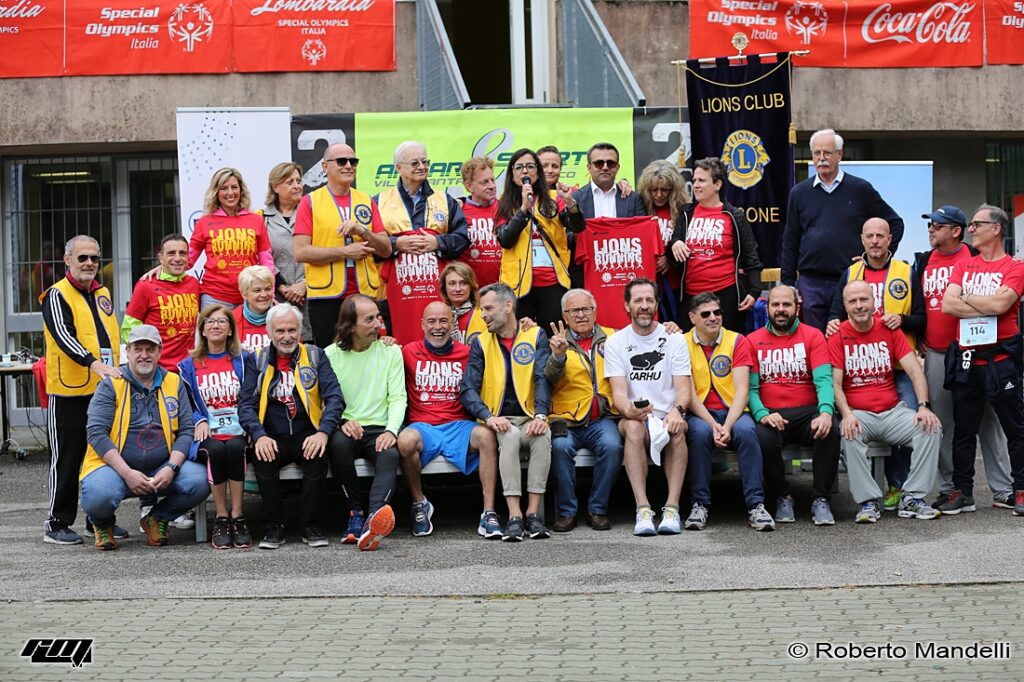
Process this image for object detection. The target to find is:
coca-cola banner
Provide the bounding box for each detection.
[986,0,1024,64]
[0,0,64,77]
[233,0,396,72]
[689,0,984,67]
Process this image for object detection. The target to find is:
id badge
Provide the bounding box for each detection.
[100,348,114,366]
[209,407,244,436]
[531,238,554,268]
[959,316,997,347]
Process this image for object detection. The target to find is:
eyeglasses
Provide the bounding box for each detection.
[565,306,595,317]
[512,163,537,173]
[204,318,230,326]
[698,308,723,319]
[812,150,837,158]
[326,157,359,168]
[405,159,430,169]
[928,222,953,230]
[969,220,998,229]
[76,254,100,263]
[590,159,618,169]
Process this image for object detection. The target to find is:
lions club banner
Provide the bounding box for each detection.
[685,53,795,268]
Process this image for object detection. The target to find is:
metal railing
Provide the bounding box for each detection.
[561,0,646,107]
[416,0,472,110]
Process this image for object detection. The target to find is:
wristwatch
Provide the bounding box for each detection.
[165,462,181,474]
[535,414,548,422]
[675,405,687,418]
[918,401,931,410]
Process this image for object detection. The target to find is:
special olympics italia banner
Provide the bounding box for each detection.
[985,0,1024,64]
[685,54,795,268]
[689,0,984,67]
[232,0,396,72]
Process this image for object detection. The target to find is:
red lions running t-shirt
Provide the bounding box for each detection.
[232,306,271,355]
[828,318,912,413]
[460,200,502,287]
[125,275,200,371]
[698,334,754,411]
[858,266,888,314]
[403,340,471,425]
[193,352,241,442]
[948,253,1024,345]
[378,230,445,346]
[748,323,830,410]
[272,354,297,418]
[189,211,271,305]
[655,205,682,291]
[684,204,736,295]
[921,245,973,351]
[575,216,662,329]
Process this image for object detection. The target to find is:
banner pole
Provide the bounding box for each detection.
[672,49,809,67]
[675,61,686,167]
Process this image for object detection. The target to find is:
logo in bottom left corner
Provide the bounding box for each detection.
[21,638,93,667]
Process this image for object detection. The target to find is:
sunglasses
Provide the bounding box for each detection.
[76,254,100,263]
[326,157,359,168]
[699,308,723,319]
[590,159,618,169]
[406,159,431,169]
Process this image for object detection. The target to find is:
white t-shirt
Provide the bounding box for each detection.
[604,323,691,418]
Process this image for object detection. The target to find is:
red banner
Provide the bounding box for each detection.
[232,0,396,72]
[986,0,1024,64]
[0,0,64,77]
[689,0,984,67]
[65,1,232,75]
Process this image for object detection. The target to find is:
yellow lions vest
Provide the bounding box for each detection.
[847,260,916,348]
[479,325,541,418]
[376,186,450,236]
[499,207,572,297]
[43,277,121,397]
[80,372,182,480]
[462,306,488,347]
[256,344,325,429]
[686,328,745,410]
[305,186,380,300]
[550,327,617,421]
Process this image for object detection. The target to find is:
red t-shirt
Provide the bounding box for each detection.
[460,201,502,287]
[403,340,471,425]
[655,205,682,291]
[193,352,241,442]
[921,245,974,351]
[748,323,830,410]
[828,318,912,413]
[684,204,736,295]
[949,253,1024,345]
[295,190,387,300]
[272,354,297,418]
[859,266,888,314]
[189,211,271,305]
[232,306,270,355]
[575,217,662,329]
[378,231,445,346]
[699,334,754,411]
[124,275,200,371]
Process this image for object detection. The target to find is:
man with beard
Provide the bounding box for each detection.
[748,285,839,525]
[604,278,692,536]
[79,326,205,550]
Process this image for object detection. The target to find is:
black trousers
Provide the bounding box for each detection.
[951,357,1024,496]
[329,426,399,515]
[307,298,345,350]
[756,405,841,501]
[518,284,566,333]
[678,283,744,333]
[46,394,93,531]
[251,431,329,527]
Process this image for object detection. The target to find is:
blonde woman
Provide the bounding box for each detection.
[638,160,690,321]
[232,265,275,353]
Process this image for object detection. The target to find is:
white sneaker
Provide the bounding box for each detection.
[169,511,195,530]
[657,506,682,535]
[633,507,657,536]
[684,502,708,530]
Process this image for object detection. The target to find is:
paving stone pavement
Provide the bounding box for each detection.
[1,584,1020,680]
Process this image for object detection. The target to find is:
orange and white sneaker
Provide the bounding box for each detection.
[139,514,168,547]
[357,505,395,551]
[93,526,117,551]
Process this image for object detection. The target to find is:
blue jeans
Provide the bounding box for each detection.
[686,410,764,508]
[81,461,210,527]
[886,371,916,490]
[550,418,623,517]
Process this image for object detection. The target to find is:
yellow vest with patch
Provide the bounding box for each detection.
[462,306,488,347]
[43,278,121,397]
[550,327,617,421]
[80,372,182,480]
[480,326,541,418]
[686,329,744,410]
[256,344,325,429]
[847,259,916,348]
[499,208,572,296]
[305,186,380,300]
[376,186,450,236]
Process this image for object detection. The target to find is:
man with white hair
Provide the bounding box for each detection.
[376,140,470,344]
[237,303,345,550]
[781,129,904,331]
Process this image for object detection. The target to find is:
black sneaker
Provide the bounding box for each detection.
[992,493,1014,510]
[259,525,286,550]
[232,517,252,548]
[936,490,976,515]
[525,513,550,539]
[302,526,328,547]
[211,516,232,550]
[502,516,524,542]
[86,518,129,540]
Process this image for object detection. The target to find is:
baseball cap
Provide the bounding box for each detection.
[126,324,163,346]
[921,205,967,228]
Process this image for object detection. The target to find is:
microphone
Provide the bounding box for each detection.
[522,177,535,210]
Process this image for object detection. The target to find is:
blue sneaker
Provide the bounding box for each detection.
[775,495,795,523]
[342,509,365,544]
[410,499,434,537]
[478,510,502,539]
[810,497,835,526]
[43,527,83,545]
